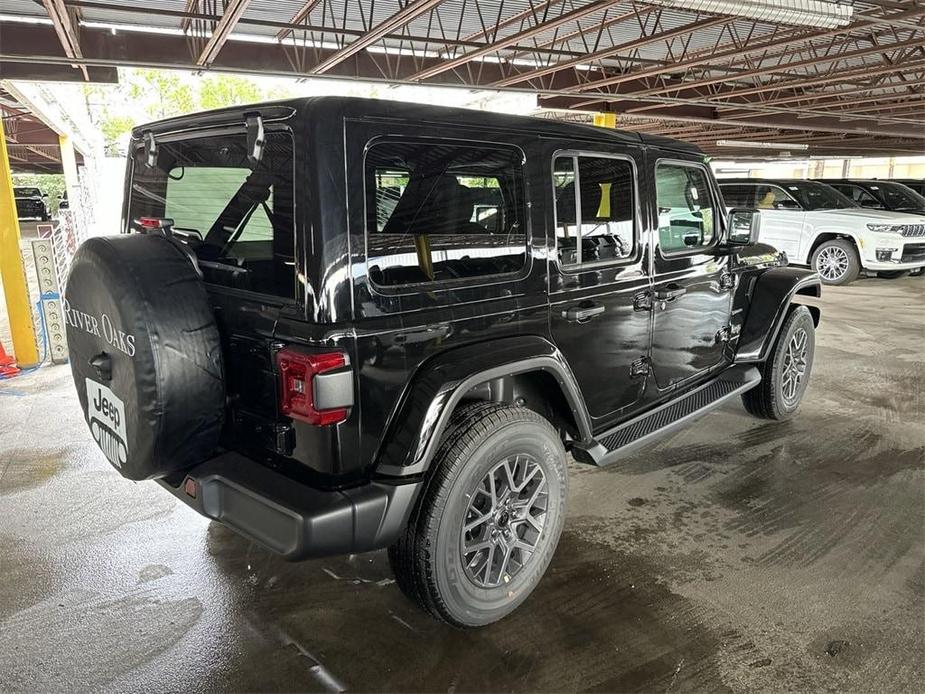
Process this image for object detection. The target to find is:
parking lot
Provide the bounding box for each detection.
[1,274,921,693]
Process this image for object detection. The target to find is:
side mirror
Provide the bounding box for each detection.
[42,193,48,198]
[860,199,883,209]
[773,199,801,211]
[726,208,761,246]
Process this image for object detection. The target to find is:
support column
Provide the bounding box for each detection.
[0,117,39,366]
[59,133,80,204]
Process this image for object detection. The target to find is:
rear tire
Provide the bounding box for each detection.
[389,402,568,627]
[742,305,815,421]
[811,238,860,285]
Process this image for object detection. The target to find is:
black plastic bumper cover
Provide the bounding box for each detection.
[159,452,421,560]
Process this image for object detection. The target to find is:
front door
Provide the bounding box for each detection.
[547,149,652,431]
[649,158,734,390]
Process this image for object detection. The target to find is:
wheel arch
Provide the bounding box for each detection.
[806,231,860,265]
[374,336,591,478]
[735,267,821,363]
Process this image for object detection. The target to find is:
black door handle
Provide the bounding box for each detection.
[562,303,606,323]
[654,285,687,302]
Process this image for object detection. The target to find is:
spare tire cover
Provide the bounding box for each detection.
[65,234,224,480]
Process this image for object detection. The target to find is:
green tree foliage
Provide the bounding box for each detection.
[200,75,262,110]
[84,68,292,155]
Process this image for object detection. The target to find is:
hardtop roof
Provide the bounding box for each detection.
[129,96,702,155]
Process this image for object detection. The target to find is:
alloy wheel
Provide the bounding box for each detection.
[461,455,548,589]
[816,246,849,282]
[781,327,809,406]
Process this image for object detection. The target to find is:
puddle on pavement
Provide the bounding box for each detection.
[0,535,61,621]
[194,523,760,692]
[0,449,67,495]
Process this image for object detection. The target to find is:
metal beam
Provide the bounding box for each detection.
[197,0,252,67]
[40,0,89,80]
[276,0,323,40]
[564,7,925,94]
[629,34,925,99]
[0,60,117,82]
[61,0,589,58]
[309,0,447,75]
[493,15,729,88]
[409,0,622,82]
[461,0,566,42]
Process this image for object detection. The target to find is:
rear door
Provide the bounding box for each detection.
[547,147,652,431]
[649,157,733,390]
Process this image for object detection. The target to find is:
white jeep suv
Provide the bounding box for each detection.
[719,178,925,285]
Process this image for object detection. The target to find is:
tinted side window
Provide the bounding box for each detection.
[831,184,881,207]
[720,184,756,208]
[553,154,635,266]
[366,140,526,286]
[655,163,716,254]
[753,184,797,209]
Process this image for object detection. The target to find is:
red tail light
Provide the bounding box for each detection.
[276,349,351,426]
[135,217,174,231]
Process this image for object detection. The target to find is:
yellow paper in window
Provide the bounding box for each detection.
[597,182,612,218]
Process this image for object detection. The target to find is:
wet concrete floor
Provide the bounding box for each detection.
[1,275,923,692]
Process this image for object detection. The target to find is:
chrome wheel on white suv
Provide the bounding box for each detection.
[811,238,860,285]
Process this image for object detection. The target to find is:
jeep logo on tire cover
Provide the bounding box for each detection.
[86,378,128,467]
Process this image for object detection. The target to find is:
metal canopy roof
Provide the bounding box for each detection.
[0,85,86,173]
[0,0,922,157]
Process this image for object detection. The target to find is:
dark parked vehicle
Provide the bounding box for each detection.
[890,178,925,197]
[816,178,925,215]
[14,186,50,221]
[64,98,821,626]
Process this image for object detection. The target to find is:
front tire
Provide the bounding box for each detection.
[742,305,815,421]
[811,238,860,285]
[389,402,568,627]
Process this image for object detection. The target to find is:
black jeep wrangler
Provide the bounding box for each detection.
[65,97,820,627]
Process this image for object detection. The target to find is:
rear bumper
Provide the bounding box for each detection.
[158,452,421,561]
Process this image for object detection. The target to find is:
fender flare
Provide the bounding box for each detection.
[374,335,591,478]
[735,267,821,363]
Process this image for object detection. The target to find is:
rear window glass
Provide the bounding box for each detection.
[128,130,294,298]
[365,140,526,287]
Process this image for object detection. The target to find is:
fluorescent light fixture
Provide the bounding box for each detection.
[717,139,810,151]
[0,13,52,25]
[645,0,852,28]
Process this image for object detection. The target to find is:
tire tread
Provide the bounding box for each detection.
[389,402,561,627]
[741,305,813,421]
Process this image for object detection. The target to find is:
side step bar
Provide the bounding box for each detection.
[574,365,761,467]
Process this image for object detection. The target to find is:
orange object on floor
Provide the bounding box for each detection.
[0,340,20,378]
